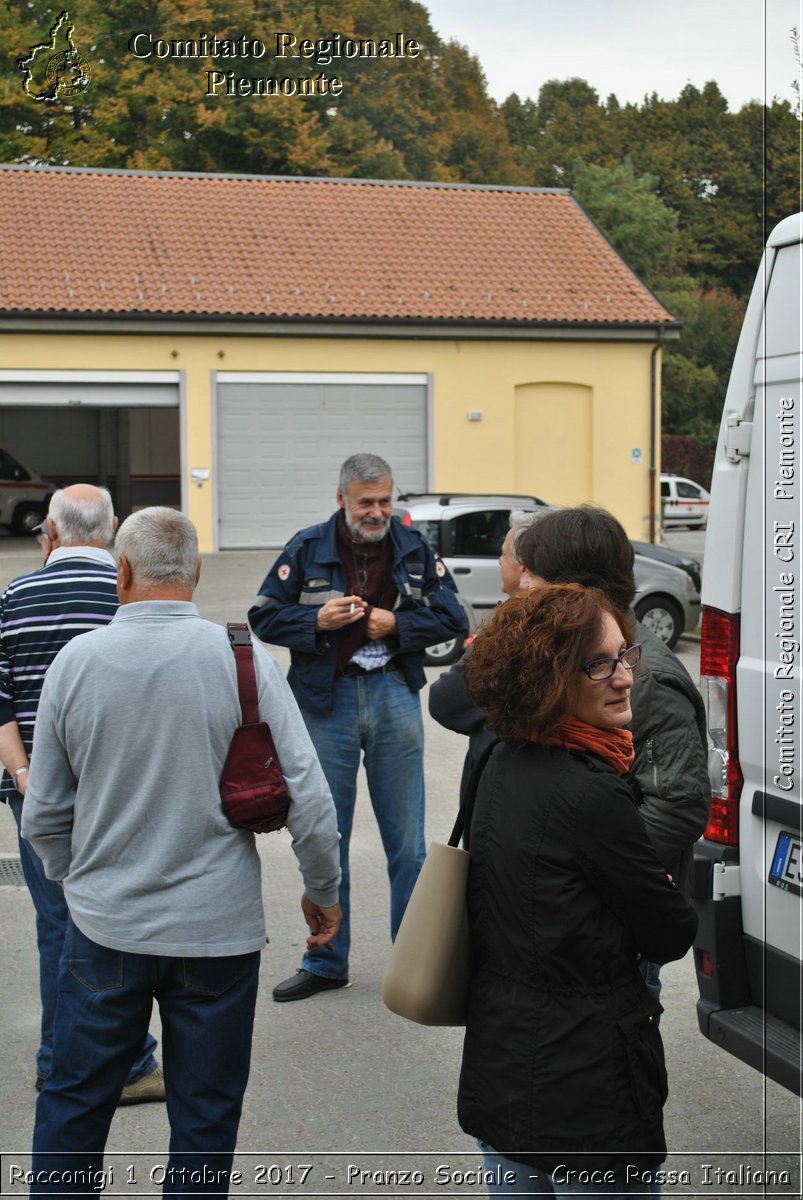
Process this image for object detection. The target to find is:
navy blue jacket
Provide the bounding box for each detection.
[248,513,468,714]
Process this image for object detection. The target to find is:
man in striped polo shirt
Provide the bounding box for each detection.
[0,484,164,1103]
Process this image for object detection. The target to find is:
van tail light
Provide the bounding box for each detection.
[400,512,412,526]
[699,949,714,977]
[700,606,743,844]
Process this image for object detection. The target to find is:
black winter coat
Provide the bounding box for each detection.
[429,620,709,897]
[457,741,698,1177]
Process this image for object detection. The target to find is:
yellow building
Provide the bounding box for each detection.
[0,166,678,550]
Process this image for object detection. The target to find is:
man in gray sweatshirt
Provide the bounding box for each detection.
[22,507,341,1195]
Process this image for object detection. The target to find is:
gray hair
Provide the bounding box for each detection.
[339,453,393,492]
[509,509,546,564]
[115,507,198,588]
[49,487,115,546]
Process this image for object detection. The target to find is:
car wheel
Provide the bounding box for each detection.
[634,596,684,649]
[11,504,45,535]
[424,636,465,666]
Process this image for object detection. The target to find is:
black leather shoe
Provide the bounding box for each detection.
[272,969,350,1002]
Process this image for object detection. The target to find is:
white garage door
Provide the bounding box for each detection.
[216,373,429,548]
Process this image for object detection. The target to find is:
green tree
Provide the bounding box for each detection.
[617,83,800,297]
[502,78,622,186]
[570,158,679,281]
[425,41,526,183]
[0,0,524,182]
[655,280,746,446]
[660,353,721,446]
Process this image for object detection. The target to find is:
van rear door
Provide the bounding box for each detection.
[694,213,802,1095]
[738,226,802,1016]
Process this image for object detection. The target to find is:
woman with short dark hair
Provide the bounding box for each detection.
[459,585,697,1198]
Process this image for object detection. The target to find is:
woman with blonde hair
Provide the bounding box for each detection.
[458,584,697,1198]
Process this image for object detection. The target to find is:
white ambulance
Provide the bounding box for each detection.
[693,213,802,1094]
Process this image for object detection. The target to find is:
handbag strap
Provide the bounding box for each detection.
[227,623,260,725]
[448,737,499,852]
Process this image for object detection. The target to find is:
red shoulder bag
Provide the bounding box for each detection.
[220,623,290,834]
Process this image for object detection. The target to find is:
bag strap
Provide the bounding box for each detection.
[448,737,499,853]
[227,622,260,725]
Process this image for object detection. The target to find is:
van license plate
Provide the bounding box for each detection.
[769,831,803,896]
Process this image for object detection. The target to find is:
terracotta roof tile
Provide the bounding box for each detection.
[0,167,675,326]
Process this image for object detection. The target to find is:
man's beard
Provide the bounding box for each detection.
[345,511,390,543]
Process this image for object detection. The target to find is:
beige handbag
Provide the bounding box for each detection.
[382,839,470,1025]
[382,740,497,1027]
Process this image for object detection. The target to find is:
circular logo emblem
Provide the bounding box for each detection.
[45,50,90,97]
[277,564,291,581]
[435,561,446,577]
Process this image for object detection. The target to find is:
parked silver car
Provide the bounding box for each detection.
[395,494,701,663]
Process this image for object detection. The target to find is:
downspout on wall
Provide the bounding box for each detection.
[649,328,666,543]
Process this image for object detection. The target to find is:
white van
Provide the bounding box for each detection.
[0,448,53,534]
[660,473,710,529]
[693,213,802,1094]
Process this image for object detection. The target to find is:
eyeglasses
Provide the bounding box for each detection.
[582,643,641,681]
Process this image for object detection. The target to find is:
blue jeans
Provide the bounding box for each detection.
[639,959,662,1011]
[32,918,260,1196]
[8,795,157,1084]
[296,670,426,979]
[478,1143,661,1198]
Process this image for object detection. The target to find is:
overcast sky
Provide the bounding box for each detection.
[423,0,799,111]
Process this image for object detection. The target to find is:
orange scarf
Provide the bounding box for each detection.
[539,716,635,776]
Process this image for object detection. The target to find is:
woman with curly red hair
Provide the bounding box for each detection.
[458,585,697,1198]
